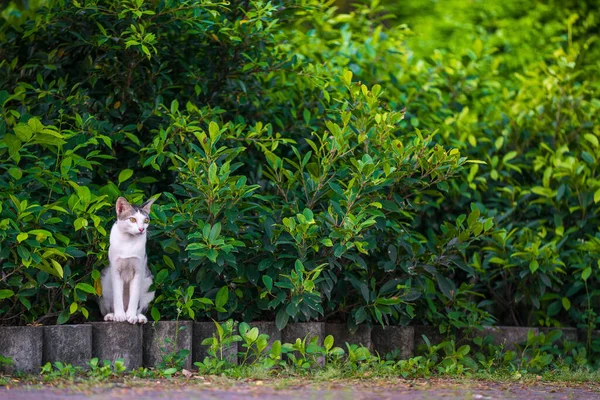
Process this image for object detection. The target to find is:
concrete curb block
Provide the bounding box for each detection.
[474,326,538,351]
[0,326,43,374]
[372,326,414,359]
[414,326,445,352]
[283,322,325,345]
[143,321,193,369]
[539,327,578,343]
[0,322,593,373]
[325,324,372,349]
[43,325,92,368]
[248,321,281,352]
[88,322,143,369]
[193,322,238,365]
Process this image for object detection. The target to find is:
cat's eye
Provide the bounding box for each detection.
[129,217,137,223]
[144,218,149,223]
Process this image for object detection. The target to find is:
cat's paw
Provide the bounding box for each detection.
[114,311,127,322]
[137,314,148,324]
[104,313,115,321]
[126,313,138,324]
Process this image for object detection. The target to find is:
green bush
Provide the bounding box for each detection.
[1,0,598,336]
[0,0,490,330]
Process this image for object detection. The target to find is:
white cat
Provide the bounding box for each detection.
[99,197,156,324]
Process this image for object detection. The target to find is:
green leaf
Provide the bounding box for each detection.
[324,335,334,351]
[51,259,64,278]
[151,306,160,321]
[275,307,289,330]
[209,223,221,242]
[209,121,219,143]
[163,255,175,270]
[155,269,168,285]
[17,232,28,243]
[584,134,599,148]
[582,267,592,281]
[118,169,134,185]
[436,273,455,299]
[354,307,367,324]
[502,151,518,164]
[74,217,88,231]
[57,310,70,325]
[342,70,353,85]
[529,260,539,274]
[594,188,600,204]
[8,168,22,180]
[262,275,273,291]
[215,286,229,309]
[76,283,96,294]
[562,297,571,311]
[0,290,14,299]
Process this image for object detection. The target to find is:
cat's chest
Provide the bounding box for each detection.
[108,228,147,260]
[109,240,146,259]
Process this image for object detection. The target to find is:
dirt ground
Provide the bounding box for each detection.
[1,377,600,400]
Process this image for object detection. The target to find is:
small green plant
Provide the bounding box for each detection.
[194,320,241,374]
[238,322,270,366]
[85,358,126,380]
[0,355,13,369]
[156,322,190,377]
[40,361,79,379]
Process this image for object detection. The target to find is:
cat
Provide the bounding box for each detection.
[98,196,156,324]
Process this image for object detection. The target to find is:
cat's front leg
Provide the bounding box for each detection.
[126,272,142,324]
[111,267,127,322]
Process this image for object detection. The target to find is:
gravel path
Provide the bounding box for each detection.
[1,379,599,399]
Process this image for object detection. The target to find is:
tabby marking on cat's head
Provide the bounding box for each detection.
[115,197,155,236]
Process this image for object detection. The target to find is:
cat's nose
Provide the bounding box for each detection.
[139,227,144,233]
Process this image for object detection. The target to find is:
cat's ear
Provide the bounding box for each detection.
[140,197,156,214]
[116,197,133,217]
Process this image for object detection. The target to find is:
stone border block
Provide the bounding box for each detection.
[0,326,43,374]
[193,322,238,366]
[577,329,600,344]
[372,326,414,359]
[475,326,538,351]
[325,323,372,349]
[539,327,578,343]
[43,325,92,368]
[89,322,143,369]
[283,322,325,345]
[414,326,445,353]
[248,321,281,352]
[143,321,193,369]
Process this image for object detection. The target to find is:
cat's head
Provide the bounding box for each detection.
[114,197,155,236]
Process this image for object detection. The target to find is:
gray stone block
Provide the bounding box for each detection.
[325,323,372,349]
[474,326,538,351]
[89,322,143,369]
[577,328,600,344]
[143,321,192,369]
[249,321,281,351]
[0,326,43,374]
[414,325,445,353]
[539,327,578,343]
[193,322,238,365]
[372,326,414,359]
[283,322,325,345]
[43,325,92,368]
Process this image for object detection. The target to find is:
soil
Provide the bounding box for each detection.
[1,377,599,400]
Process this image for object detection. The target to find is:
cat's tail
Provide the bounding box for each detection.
[98,267,113,315]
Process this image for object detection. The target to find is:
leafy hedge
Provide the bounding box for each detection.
[0,0,598,336]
